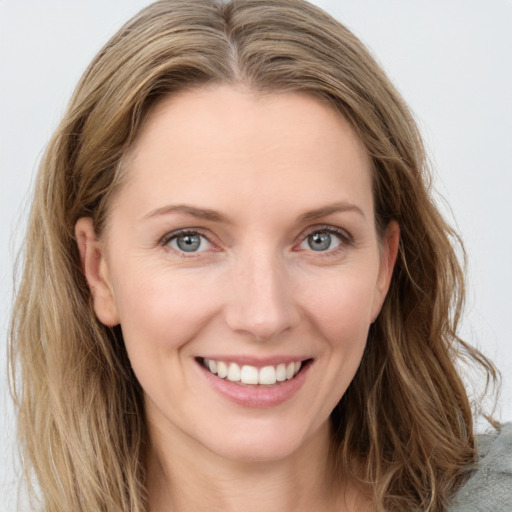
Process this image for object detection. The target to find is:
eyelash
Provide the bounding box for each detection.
[160,228,214,254]
[297,225,353,255]
[159,225,353,255]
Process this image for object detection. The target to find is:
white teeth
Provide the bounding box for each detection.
[217,361,228,378]
[275,363,287,382]
[203,358,304,385]
[208,359,217,374]
[259,366,277,385]
[227,362,241,382]
[240,365,259,385]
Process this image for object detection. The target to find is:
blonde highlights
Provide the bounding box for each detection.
[9,1,497,511]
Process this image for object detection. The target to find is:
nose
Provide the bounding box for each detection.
[224,250,300,341]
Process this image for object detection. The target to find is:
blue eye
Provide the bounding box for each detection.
[166,231,211,253]
[299,228,345,252]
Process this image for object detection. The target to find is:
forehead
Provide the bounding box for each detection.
[113,85,373,224]
[131,85,368,165]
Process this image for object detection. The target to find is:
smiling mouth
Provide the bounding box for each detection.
[198,357,311,386]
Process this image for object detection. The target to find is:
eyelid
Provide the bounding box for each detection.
[158,224,352,254]
[295,224,353,251]
[303,224,352,239]
[159,228,217,251]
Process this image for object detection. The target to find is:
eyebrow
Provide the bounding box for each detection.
[141,201,365,223]
[141,204,229,223]
[298,201,366,222]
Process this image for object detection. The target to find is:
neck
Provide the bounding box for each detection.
[146,420,357,512]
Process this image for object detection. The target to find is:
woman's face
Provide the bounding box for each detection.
[77,85,398,463]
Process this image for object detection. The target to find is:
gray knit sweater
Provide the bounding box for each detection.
[450,423,512,511]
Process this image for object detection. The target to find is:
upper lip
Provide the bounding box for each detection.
[196,355,313,367]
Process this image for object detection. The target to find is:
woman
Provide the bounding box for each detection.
[8,1,511,511]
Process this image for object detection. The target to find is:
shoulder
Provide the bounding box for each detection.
[450,422,512,512]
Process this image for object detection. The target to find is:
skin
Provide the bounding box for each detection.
[76,85,399,512]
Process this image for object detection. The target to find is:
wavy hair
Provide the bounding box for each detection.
[9,1,498,511]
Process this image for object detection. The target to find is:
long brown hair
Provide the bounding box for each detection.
[9,1,498,511]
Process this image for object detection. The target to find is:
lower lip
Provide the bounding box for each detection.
[197,361,311,408]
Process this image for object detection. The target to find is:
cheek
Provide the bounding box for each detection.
[301,269,378,344]
[289,271,377,425]
[111,267,226,415]
[111,265,222,357]
[302,270,376,392]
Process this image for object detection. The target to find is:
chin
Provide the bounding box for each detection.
[198,418,326,463]
[208,438,303,463]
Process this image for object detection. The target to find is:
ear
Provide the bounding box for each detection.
[371,220,400,322]
[75,217,120,326]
